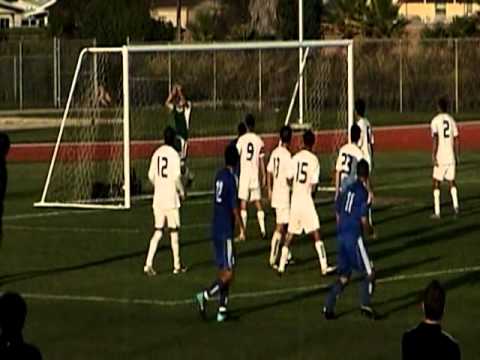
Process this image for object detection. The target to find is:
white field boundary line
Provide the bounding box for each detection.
[19,265,480,307]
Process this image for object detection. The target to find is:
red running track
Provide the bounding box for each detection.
[7,122,480,163]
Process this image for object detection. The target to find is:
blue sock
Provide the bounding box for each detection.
[359,276,371,307]
[325,280,345,312]
[219,285,229,310]
[205,279,225,299]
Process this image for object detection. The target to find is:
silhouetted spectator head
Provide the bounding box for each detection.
[423,280,446,322]
[0,292,27,337]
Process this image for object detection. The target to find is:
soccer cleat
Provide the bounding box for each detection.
[234,234,246,243]
[195,292,207,320]
[322,266,337,276]
[173,265,188,274]
[430,214,441,220]
[360,305,378,320]
[323,307,336,320]
[216,307,228,322]
[287,256,297,266]
[143,266,157,276]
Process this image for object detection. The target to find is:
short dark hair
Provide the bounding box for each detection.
[164,126,176,147]
[355,98,366,117]
[280,125,292,144]
[423,280,446,321]
[350,123,361,143]
[237,122,247,137]
[303,130,315,148]
[438,97,449,113]
[0,292,27,335]
[245,114,255,130]
[225,144,239,167]
[357,159,370,179]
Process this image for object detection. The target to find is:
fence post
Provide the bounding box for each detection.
[13,55,17,104]
[258,48,262,112]
[213,51,217,110]
[53,37,57,108]
[57,37,61,107]
[454,38,459,114]
[399,39,403,113]
[18,40,23,110]
[93,38,98,106]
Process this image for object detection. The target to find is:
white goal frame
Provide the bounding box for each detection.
[34,40,354,210]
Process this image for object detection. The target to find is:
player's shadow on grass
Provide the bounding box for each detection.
[377,270,480,318]
[0,250,146,285]
[229,287,329,320]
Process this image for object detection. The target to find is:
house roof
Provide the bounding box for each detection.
[151,0,204,8]
[0,0,29,12]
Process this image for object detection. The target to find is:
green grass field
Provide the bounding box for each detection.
[1,151,480,359]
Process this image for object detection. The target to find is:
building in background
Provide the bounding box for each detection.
[150,0,205,29]
[397,0,480,23]
[0,0,56,29]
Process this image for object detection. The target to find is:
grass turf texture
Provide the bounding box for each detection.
[1,151,480,359]
[4,108,480,144]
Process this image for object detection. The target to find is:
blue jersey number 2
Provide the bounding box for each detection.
[215,180,224,203]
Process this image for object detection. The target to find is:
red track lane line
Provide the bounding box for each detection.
[7,122,480,163]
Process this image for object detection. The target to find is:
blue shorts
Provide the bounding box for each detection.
[336,235,372,277]
[213,236,235,270]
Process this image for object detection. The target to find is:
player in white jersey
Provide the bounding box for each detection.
[267,126,293,268]
[335,124,364,200]
[430,97,460,218]
[236,114,266,240]
[143,127,187,276]
[355,99,375,170]
[277,130,335,276]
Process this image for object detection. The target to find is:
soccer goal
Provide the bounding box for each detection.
[35,40,354,209]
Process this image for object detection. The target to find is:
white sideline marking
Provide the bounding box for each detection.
[19,265,480,307]
[4,225,142,234]
[4,209,103,221]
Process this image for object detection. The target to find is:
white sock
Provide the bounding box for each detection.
[241,210,248,232]
[433,189,441,216]
[269,231,282,265]
[314,240,328,273]
[257,210,266,235]
[145,230,162,268]
[278,246,289,273]
[450,187,459,211]
[170,231,181,270]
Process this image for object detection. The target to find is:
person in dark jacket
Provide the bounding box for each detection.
[402,280,460,360]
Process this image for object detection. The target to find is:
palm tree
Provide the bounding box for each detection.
[176,0,182,41]
[324,0,368,38]
[363,0,408,38]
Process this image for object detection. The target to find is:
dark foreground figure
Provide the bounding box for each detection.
[0,292,42,359]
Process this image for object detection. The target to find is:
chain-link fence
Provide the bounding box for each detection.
[1,37,480,114]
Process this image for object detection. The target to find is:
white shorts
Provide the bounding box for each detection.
[288,201,320,235]
[274,207,290,225]
[238,176,261,202]
[433,164,455,182]
[153,208,180,230]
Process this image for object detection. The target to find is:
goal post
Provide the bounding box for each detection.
[35,40,354,210]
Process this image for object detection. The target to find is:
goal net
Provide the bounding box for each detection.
[35,40,353,209]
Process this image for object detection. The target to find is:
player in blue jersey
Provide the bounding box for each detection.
[323,159,377,320]
[195,145,245,322]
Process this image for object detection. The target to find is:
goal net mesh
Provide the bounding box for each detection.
[38,44,350,208]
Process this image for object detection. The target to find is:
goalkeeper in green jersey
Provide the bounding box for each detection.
[165,84,194,188]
